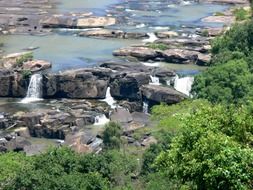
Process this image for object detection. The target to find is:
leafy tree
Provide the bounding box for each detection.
[192,59,253,104]
[154,104,253,190]
[102,122,122,149]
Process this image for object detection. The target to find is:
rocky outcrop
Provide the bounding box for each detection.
[43,68,112,99]
[41,15,116,29]
[23,60,52,72]
[110,72,150,100]
[155,31,179,38]
[2,52,32,69]
[160,49,210,65]
[141,84,187,105]
[113,47,158,61]
[79,29,148,39]
[0,69,28,97]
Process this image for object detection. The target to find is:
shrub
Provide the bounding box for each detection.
[102,122,122,149]
[16,52,33,66]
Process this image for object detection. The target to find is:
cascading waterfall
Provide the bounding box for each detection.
[21,74,43,103]
[174,75,194,96]
[101,87,116,109]
[143,101,149,114]
[150,75,160,85]
[143,32,158,43]
[94,114,110,126]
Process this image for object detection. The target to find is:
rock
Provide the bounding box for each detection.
[0,69,28,97]
[15,127,30,138]
[141,136,157,147]
[77,17,116,28]
[43,68,111,99]
[79,29,148,39]
[141,84,187,105]
[118,101,143,112]
[156,31,179,38]
[197,53,211,65]
[110,72,150,100]
[157,38,209,47]
[202,16,235,25]
[6,136,31,151]
[79,29,124,38]
[23,59,52,72]
[3,52,32,69]
[151,67,176,84]
[197,27,225,37]
[64,132,102,153]
[110,108,133,123]
[201,0,248,4]
[113,47,158,61]
[160,49,199,64]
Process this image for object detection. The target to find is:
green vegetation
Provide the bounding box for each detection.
[192,20,253,104]
[214,12,225,16]
[102,122,122,149]
[21,69,32,79]
[16,52,33,66]
[2,3,253,190]
[147,43,168,51]
[233,8,251,21]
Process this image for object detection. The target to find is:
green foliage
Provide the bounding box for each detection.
[192,59,253,104]
[0,152,31,187]
[21,69,32,79]
[214,12,225,16]
[103,122,122,149]
[154,104,253,190]
[233,8,250,21]
[211,21,253,58]
[148,43,168,51]
[16,52,33,66]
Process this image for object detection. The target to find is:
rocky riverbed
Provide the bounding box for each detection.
[0,0,247,154]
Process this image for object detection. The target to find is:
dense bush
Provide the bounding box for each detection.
[154,104,253,190]
[192,59,253,104]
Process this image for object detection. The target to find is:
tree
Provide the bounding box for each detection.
[102,122,122,149]
[154,104,253,190]
[191,59,253,104]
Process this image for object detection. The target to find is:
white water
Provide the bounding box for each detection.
[94,114,110,126]
[174,75,194,96]
[101,87,116,109]
[143,101,149,114]
[21,74,43,103]
[143,33,158,43]
[150,75,160,85]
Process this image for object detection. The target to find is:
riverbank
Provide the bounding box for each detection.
[0,0,248,155]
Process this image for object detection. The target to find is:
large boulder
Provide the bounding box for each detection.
[76,17,116,28]
[43,68,111,99]
[141,84,187,105]
[113,47,158,61]
[79,29,148,39]
[23,59,52,72]
[110,72,150,100]
[160,49,199,64]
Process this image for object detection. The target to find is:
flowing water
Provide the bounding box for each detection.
[174,75,194,96]
[101,87,117,109]
[21,74,43,103]
[0,0,229,111]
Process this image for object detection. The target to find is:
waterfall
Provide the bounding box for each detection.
[143,101,149,114]
[143,33,158,43]
[21,74,43,103]
[101,87,116,109]
[150,75,160,85]
[94,114,110,126]
[174,75,194,96]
